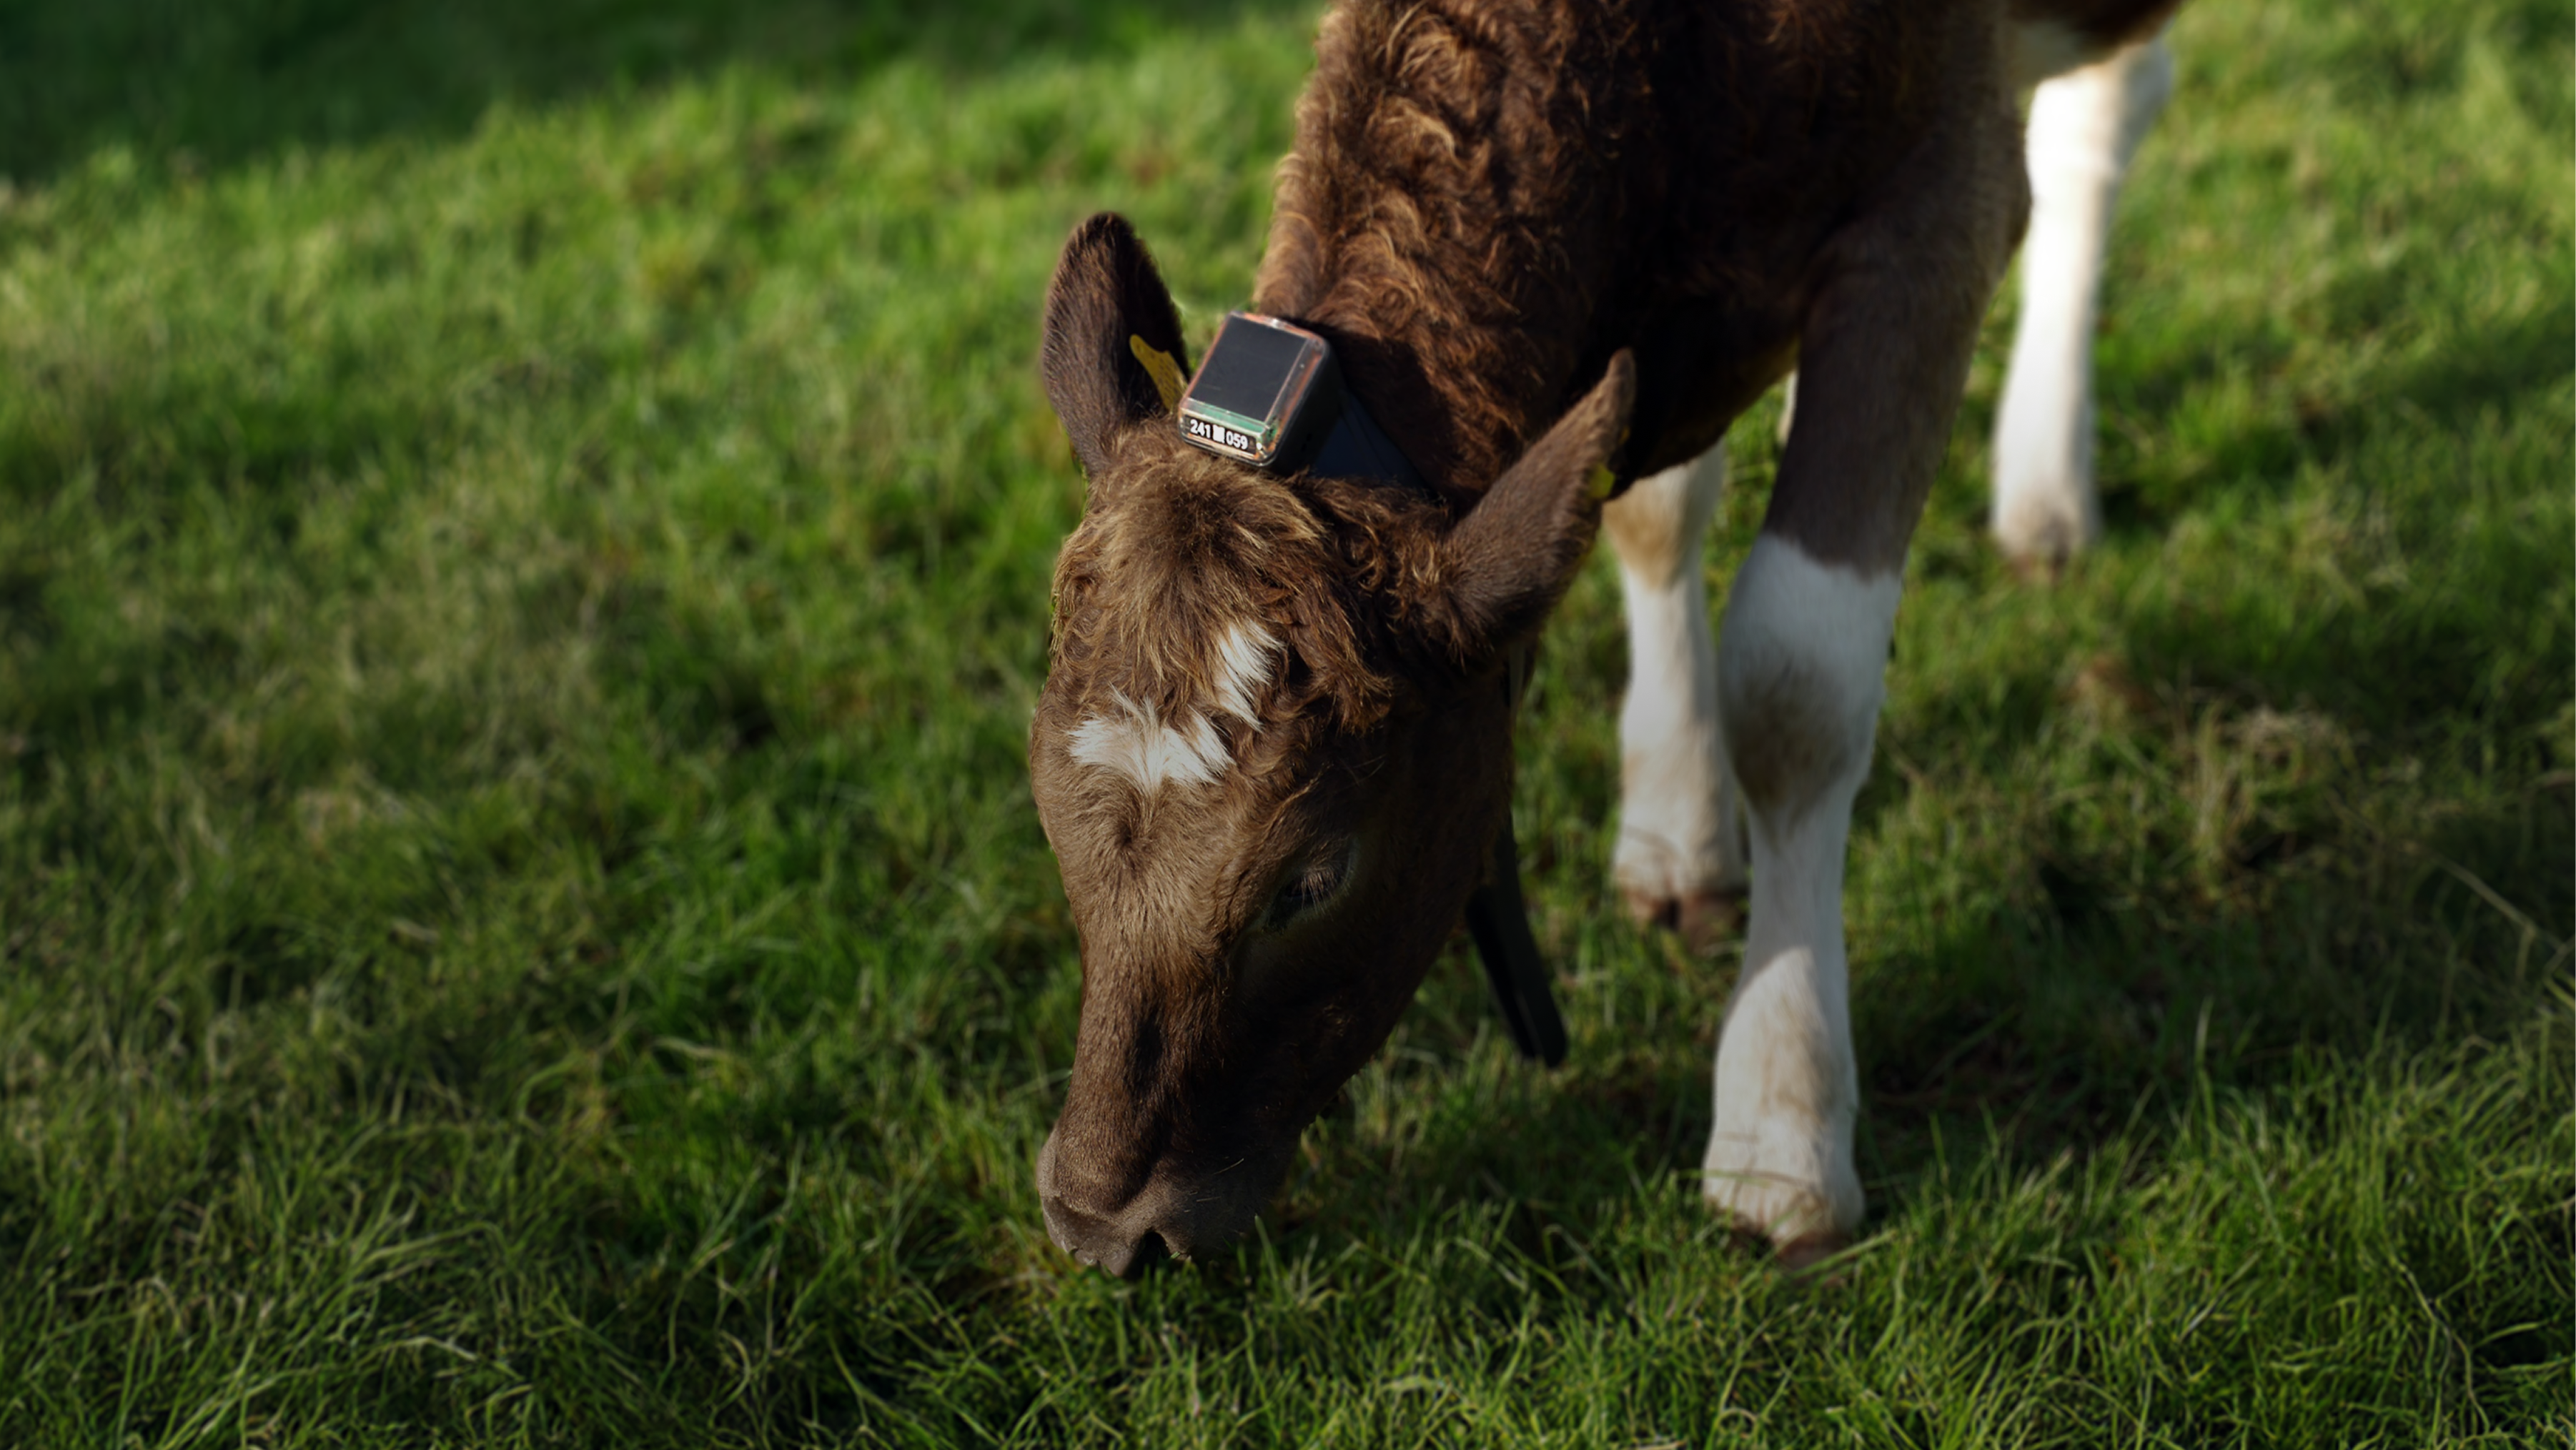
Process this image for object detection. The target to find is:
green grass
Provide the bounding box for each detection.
[1,0,2568,1443]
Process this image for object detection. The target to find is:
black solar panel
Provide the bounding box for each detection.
[1189,317,1310,424]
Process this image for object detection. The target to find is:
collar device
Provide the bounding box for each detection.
[1176,313,1344,470]
[1176,312,1426,492]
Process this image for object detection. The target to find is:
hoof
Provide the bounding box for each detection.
[1620,885,1743,953]
[1722,1222,1852,1283]
[2006,548,2069,586]
[1774,1230,1851,1281]
[1993,498,2096,580]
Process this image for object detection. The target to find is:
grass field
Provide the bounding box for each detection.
[1,0,2570,1444]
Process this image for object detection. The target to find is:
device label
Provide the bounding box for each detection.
[1184,415,1257,455]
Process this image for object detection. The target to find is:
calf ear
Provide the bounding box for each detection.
[1041,213,1192,482]
[1438,351,1635,657]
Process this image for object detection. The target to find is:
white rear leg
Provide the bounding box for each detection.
[1991,34,2174,567]
[1603,449,1746,946]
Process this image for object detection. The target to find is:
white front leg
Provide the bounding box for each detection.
[1992,35,2174,567]
[1704,535,1899,1255]
[1602,449,1745,945]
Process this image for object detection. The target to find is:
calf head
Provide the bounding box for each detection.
[1029,214,1632,1274]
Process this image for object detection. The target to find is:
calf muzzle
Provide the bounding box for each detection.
[1034,1129,1237,1278]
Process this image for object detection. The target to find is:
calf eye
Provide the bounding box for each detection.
[1262,841,1353,930]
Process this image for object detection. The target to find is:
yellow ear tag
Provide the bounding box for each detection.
[1587,424,1630,500]
[1129,334,1186,412]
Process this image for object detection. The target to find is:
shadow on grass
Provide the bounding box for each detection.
[1233,783,2565,1308]
[2305,284,2572,483]
[2095,293,2574,543]
[0,0,1320,187]
[1913,249,2572,758]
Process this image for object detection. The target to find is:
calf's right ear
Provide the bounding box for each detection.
[1437,351,1635,660]
[1040,213,1192,482]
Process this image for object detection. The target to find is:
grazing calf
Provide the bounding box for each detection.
[1031,0,2179,1277]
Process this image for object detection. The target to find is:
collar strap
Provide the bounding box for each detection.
[1463,640,1566,1067]
[1465,808,1568,1066]
[1307,383,1430,494]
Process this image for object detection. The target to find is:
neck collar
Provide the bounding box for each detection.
[1307,379,1431,495]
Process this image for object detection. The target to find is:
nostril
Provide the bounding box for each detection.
[1118,1228,1171,1278]
[1091,1225,1175,1279]
[1042,1189,1184,1278]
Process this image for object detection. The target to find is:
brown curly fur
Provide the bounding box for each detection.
[1046,427,1457,745]
[1252,0,2174,510]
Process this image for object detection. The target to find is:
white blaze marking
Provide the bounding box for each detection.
[1068,691,1228,794]
[1066,621,1276,794]
[1703,536,1902,1243]
[1207,621,1278,730]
